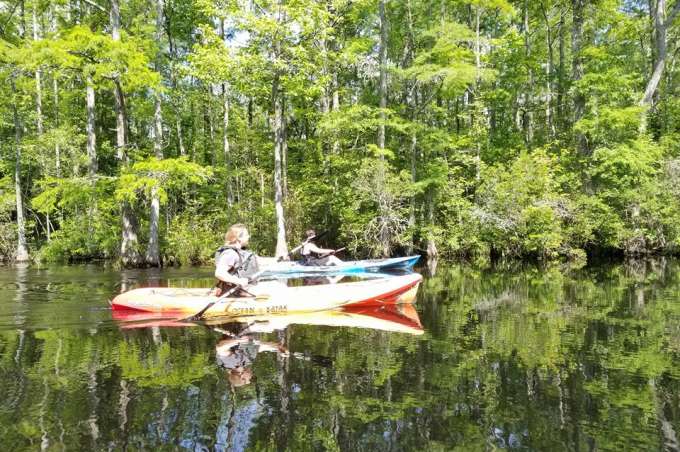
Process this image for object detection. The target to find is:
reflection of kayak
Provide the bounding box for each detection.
[260,255,420,276]
[112,303,424,335]
[111,273,422,319]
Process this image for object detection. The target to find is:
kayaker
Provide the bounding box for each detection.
[214,224,260,296]
[301,229,343,266]
[216,334,288,387]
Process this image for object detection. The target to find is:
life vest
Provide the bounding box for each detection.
[214,246,260,296]
[301,242,322,265]
[214,245,260,278]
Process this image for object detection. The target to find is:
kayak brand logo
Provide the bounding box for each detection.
[223,305,288,315]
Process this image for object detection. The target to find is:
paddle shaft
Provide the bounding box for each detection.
[279,231,329,261]
[187,270,265,321]
[319,247,346,259]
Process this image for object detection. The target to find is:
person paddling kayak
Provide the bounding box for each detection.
[301,229,343,266]
[214,224,260,296]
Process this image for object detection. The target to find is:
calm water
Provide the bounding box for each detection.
[1,260,680,451]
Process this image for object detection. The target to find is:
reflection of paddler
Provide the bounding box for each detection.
[216,335,288,387]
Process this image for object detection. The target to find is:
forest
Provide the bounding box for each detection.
[1,0,679,266]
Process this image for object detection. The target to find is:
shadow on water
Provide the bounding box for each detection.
[0,260,680,450]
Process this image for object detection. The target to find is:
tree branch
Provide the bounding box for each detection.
[82,0,107,13]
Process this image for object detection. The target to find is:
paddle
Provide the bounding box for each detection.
[319,247,346,259]
[184,270,265,321]
[278,230,328,262]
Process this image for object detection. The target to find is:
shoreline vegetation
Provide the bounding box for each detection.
[2,1,680,267]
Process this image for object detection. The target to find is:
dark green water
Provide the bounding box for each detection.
[1,260,680,451]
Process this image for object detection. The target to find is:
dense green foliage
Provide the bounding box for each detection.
[2,0,680,264]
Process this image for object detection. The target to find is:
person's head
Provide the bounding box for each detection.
[224,224,250,247]
[305,229,315,239]
[228,367,253,387]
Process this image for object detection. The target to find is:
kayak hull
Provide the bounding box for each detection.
[261,255,420,276]
[111,273,422,319]
[112,304,424,335]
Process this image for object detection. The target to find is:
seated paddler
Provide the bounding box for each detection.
[214,224,260,297]
[301,229,343,266]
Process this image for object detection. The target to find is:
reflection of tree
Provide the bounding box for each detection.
[3,260,680,449]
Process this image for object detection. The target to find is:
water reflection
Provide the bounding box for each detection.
[2,261,680,449]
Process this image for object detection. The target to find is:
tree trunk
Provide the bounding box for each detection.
[111,0,126,160]
[282,101,288,198]
[331,70,340,153]
[12,80,30,263]
[113,80,127,161]
[33,5,43,136]
[523,0,534,147]
[640,0,680,129]
[542,3,555,137]
[146,0,164,267]
[474,6,482,180]
[111,0,141,267]
[51,7,60,178]
[147,186,161,266]
[86,76,97,177]
[273,74,288,258]
[223,83,234,206]
[571,0,587,154]
[426,190,437,259]
[206,96,216,165]
[377,0,387,152]
[557,9,566,127]
[220,20,234,206]
[53,77,61,177]
[176,116,186,156]
[408,132,417,252]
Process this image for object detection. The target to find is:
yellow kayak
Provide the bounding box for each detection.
[110,273,422,319]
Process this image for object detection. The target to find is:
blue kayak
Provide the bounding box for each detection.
[261,255,420,276]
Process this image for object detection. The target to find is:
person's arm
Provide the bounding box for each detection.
[306,243,335,255]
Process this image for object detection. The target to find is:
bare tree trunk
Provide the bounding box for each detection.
[377,0,387,152]
[542,4,555,137]
[331,70,340,153]
[206,96,216,165]
[408,132,417,251]
[272,0,288,258]
[12,80,30,263]
[113,80,127,160]
[557,10,566,127]
[147,186,161,266]
[282,101,288,198]
[523,0,534,146]
[51,7,61,178]
[176,117,186,156]
[426,190,437,259]
[53,77,61,177]
[220,18,234,206]
[33,5,43,136]
[111,0,141,267]
[571,0,587,154]
[86,76,97,177]
[111,0,126,160]
[474,6,482,180]
[640,0,680,130]
[273,74,288,258]
[146,0,164,267]
[223,83,234,206]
